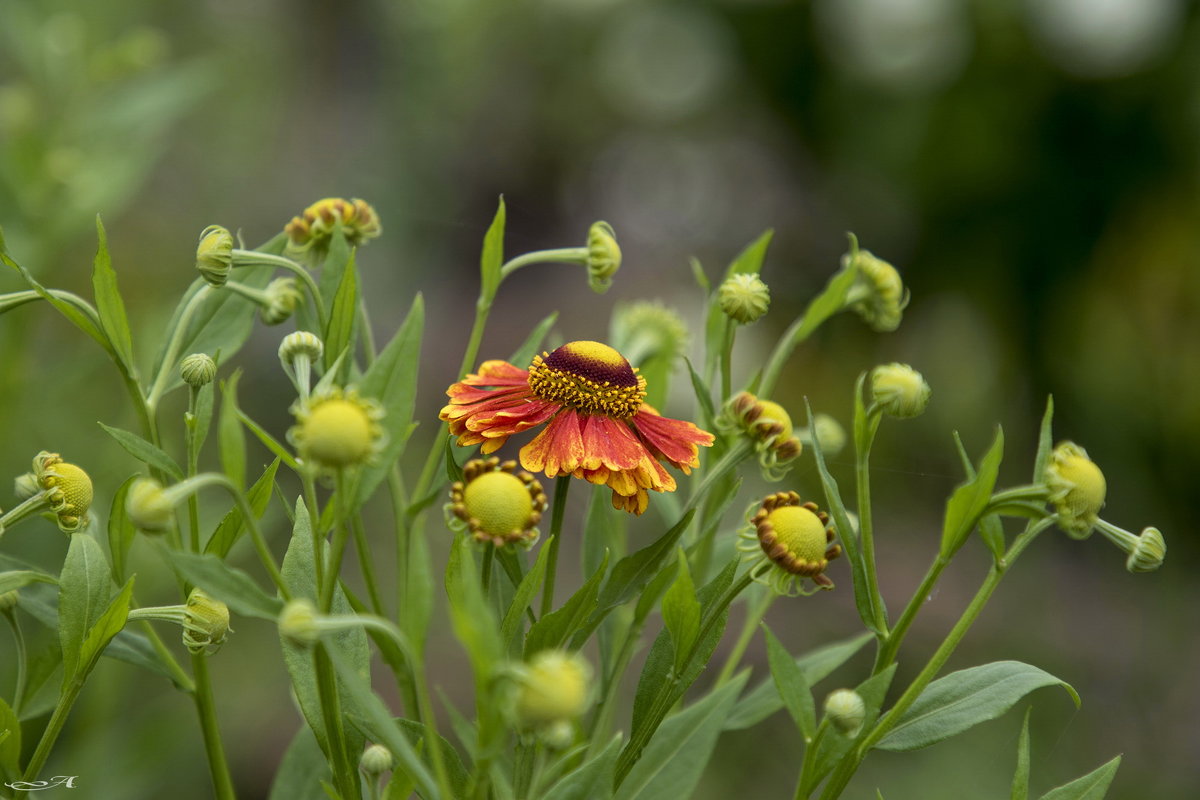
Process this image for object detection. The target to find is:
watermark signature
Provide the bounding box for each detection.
[3,776,77,791]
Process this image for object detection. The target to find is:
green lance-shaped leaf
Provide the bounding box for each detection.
[0,570,56,595]
[803,664,897,793]
[219,371,247,491]
[480,197,507,300]
[269,726,330,800]
[526,553,608,657]
[542,734,622,800]
[108,476,138,583]
[725,632,874,730]
[356,292,424,504]
[661,548,700,671]
[58,535,115,683]
[875,661,1079,752]
[1012,707,1032,800]
[1038,755,1121,800]
[952,431,1007,561]
[76,577,135,675]
[204,458,279,557]
[324,249,359,381]
[445,536,503,685]
[940,427,1005,559]
[98,423,184,481]
[764,623,816,739]
[90,216,135,372]
[615,672,748,800]
[165,549,283,620]
[0,697,20,781]
[500,537,553,655]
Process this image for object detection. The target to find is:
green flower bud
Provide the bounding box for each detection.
[260,277,303,325]
[720,393,803,480]
[279,598,320,647]
[196,225,234,288]
[1044,442,1106,539]
[279,331,324,365]
[0,589,19,613]
[183,588,231,655]
[824,689,866,736]
[13,472,39,501]
[285,198,381,254]
[718,273,771,324]
[359,744,393,776]
[33,452,93,533]
[870,363,930,419]
[807,413,846,458]
[514,651,593,731]
[180,353,217,388]
[1126,527,1165,573]
[844,246,908,332]
[586,221,621,293]
[126,477,175,533]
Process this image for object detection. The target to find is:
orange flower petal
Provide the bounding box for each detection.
[632,408,714,471]
[521,411,586,477]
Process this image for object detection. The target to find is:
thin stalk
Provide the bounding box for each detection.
[481,545,495,596]
[714,587,775,686]
[231,249,327,330]
[191,654,237,800]
[22,675,86,781]
[146,285,212,413]
[498,248,588,281]
[352,514,385,615]
[314,646,360,800]
[319,470,354,613]
[818,518,1055,799]
[794,718,831,800]
[4,612,27,716]
[872,555,949,674]
[855,407,887,633]
[541,476,571,616]
[720,318,735,402]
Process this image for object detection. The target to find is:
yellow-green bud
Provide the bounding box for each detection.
[824,689,866,736]
[260,277,303,325]
[34,452,93,533]
[870,363,930,419]
[279,331,324,364]
[359,744,393,776]
[285,198,382,253]
[1126,527,1165,573]
[515,650,593,729]
[809,413,847,458]
[14,472,39,501]
[1044,442,1106,539]
[180,353,217,388]
[279,598,320,647]
[126,478,175,533]
[290,388,384,470]
[586,221,621,293]
[719,272,771,324]
[183,588,231,655]
[0,589,19,613]
[196,225,234,287]
[845,247,908,332]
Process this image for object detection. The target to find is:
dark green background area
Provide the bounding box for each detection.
[1,1,1196,797]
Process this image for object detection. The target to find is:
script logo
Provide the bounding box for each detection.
[4,776,78,791]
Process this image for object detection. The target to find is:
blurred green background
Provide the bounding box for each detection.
[1,0,1197,797]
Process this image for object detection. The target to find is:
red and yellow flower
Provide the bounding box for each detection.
[440,341,713,514]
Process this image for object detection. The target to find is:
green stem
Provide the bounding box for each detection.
[314,646,360,800]
[714,587,775,686]
[146,285,212,413]
[231,249,327,330]
[818,518,1055,799]
[720,318,735,402]
[759,315,808,399]
[352,514,385,616]
[794,718,831,800]
[191,653,237,800]
[4,612,27,716]
[22,675,85,782]
[319,470,354,613]
[855,406,887,633]
[872,555,949,674]
[498,248,588,281]
[541,477,571,616]
[387,469,420,715]
[481,545,494,596]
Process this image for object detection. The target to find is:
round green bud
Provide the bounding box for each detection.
[718,272,771,324]
[0,589,19,613]
[824,689,866,736]
[260,278,303,325]
[586,221,621,293]
[279,598,320,648]
[1126,527,1165,573]
[870,363,931,419]
[515,650,593,729]
[810,413,846,458]
[1044,442,1106,539]
[196,225,234,288]
[183,588,231,655]
[359,744,393,776]
[846,248,907,332]
[180,353,217,388]
[279,331,324,364]
[126,478,175,533]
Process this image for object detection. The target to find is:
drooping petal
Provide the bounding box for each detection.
[631,407,714,473]
[579,415,646,472]
[521,410,586,477]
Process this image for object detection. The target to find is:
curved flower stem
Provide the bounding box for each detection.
[541,476,571,617]
[498,248,588,281]
[22,674,85,782]
[352,513,385,615]
[4,612,27,716]
[759,314,809,399]
[231,249,326,331]
[319,469,354,613]
[854,404,887,635]
[720,317,735,403]
[146,285,212,414]
[817,517,1055,799]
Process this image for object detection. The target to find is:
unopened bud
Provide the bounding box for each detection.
[196,225,234,287]
[586,221,621,293]
[183,588,231,655]
[719,273,771,324]
[870,363,930,419]
[824,689,866,736]
[278,598,320,647]
[126,478,175,533]
[359,744,393,776]
[180,353,217,388]
[260,278,303,325]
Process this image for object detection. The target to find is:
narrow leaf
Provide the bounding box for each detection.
[509,311,558,368]
[1038,756,1121,800]
[77,577,134,672]
[940,427,1005,559]
[589,510,695,629]
[237,409,301,471]
[526,553,608,657]
[661,549,700,670]
[108,476,138,582]
[58,535,114,682]
[99,422,184,480]
[269,726,331,800]
[324,250,359,379]
[542,734,621,800]
[91,216,135,370]
[164,549,282,620]
[205,458,279,557]
[616,672,748,800]
[876,661,1079,752]
[764,624,816,739]
[219,372,246,491]
[1032,395,1055,484]
[501,537,552,654]
[480,197,506,300]
[1012,707,1032,800]
[0,570,56,594]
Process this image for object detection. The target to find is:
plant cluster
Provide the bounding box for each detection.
[0,197,1166,799]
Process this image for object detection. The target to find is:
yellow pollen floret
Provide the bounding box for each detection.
[301,399,373,466]
[527,341,646,419]
[755,400,794,444]
[44,462,94,516]
[463,471,534,536]
[762,506,828,569]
